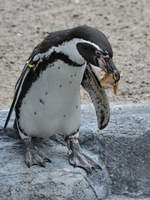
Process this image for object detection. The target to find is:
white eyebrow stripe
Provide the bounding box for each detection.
[33,38,102,64]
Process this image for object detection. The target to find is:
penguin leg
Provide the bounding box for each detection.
[66,132,102,174]
[16,120,51,167]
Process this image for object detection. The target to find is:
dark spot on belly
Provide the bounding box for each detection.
[64,114,66,118]
[70,74,73,78]
[45,91,48,95]
[34,112,37,115]
[69,81,72,84]
[76,105,79,109]
[39,99,45,105]
[58,66,61,70]
[74,73,77,77]
[59,84,62,88]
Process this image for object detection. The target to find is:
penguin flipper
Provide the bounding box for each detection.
[3,65,30,129]
[81,64,110,129]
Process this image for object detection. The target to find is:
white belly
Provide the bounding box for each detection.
[18,60,86,138]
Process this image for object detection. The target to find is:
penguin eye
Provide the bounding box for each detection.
[95,50,102,58]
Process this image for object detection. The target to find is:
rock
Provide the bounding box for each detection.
[105,195,150,200]
[0,103,150,200]
[0,110,110,200]
[80,103,150,198]
[100,104,150,197]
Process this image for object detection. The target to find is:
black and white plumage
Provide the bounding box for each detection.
[4,25,120,172]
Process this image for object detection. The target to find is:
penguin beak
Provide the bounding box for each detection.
[105,58,120,83]
[97,57,120,83]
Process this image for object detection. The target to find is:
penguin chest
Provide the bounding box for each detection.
[18,60,86,138]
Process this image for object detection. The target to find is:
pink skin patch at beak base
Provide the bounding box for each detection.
[97,57,106,71]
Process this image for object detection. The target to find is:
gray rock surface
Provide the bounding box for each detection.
[105,195,150,200]
[0,103,150,200]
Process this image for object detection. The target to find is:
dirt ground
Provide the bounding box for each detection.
[0,0,150,109]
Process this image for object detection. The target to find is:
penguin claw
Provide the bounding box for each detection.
[44,157,51,163]
[24,143,51,168]
[37,161,46,168]
[26,161,31,168]
[69,151,102,174]
[67,137,102,174]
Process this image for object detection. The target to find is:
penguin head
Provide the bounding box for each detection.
[75,25,120,82]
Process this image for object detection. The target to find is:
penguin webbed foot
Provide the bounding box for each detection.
[24,138,51,168]
[67,137,102,174]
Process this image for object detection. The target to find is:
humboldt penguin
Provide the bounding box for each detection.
[4,25,120,173]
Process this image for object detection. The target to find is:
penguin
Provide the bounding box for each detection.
[4,25,120,173]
